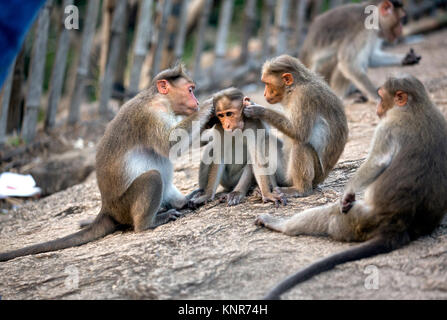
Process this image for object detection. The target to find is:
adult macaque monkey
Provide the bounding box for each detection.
[192,88,287,207]
[0,65,214,262]
[300,0,421,102]
[244,55,348,197]
[255,75,447,299]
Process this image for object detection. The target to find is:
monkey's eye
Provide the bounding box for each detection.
[217,114,224,118]
[226,112,233,117]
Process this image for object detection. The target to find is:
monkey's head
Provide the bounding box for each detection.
[377,75,427,118]
[261,55,312,105]
[152,64,199,116]
[377,0,406,43]
[213,88,248,132]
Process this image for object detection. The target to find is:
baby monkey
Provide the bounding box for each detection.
[191,88,287,207]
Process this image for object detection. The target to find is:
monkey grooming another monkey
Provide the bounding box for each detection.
[300,0,421,102]
[0,65,214,262]
[192,87,287,207]
[244,55,348,197]
[255,75,447,299]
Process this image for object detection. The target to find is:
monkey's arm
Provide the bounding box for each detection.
[370,46,421,68]
[150,99,214,157]
[244,106,312,142]
[344,128,395,194]
[245,123,287,206]
[369,40,405,67]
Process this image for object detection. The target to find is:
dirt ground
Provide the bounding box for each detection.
[1,29,447,300]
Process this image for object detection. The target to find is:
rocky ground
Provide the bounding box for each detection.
[0,29,447,300]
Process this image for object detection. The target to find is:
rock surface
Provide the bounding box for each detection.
[1,30,447,300]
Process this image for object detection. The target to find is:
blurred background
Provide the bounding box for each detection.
[0,0,446,204]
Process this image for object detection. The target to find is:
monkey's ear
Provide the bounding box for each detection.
[394,90,408,107]
[379,0,393,16]
[157,80,170,94]
[282,73,294,86]
[243,96,251,107]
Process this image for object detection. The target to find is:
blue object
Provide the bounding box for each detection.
[0,0,46,87]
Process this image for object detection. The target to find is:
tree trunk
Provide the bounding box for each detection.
[295,0,308,51]
[311,0,323,21]
[45,0,73,131]
[21,0,53,143]
[150,0,173,78]
[276,0,291,55]
[7,48,25,134]
[98,0,127,120]
[99,0,115,82]
[68,0,100,125]
[192,0,213,78]
[213,0,235,77]
[128,0,154,98]
[239,0,256,65]
[0,61,15,144]
[261,0,275,60]
[174,0,189,63]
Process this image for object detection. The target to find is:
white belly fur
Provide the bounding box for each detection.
[124,147,173,202]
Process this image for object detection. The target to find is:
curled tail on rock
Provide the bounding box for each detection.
[0,211,117,262]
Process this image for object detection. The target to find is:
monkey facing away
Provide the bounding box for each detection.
[300,0,421,102]
[255,75,447,299]
[192,87,287,207]
[0,65,214,262]
[244,55,348,197]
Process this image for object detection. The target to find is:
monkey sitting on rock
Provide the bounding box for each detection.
[0,65,213,262]
[191,87,287,207]
[255,75,447,299]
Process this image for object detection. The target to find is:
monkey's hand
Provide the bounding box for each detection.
[220,191,245,206]
[243,105,266,119]
[341,192,356,214]
[402,48,421,66]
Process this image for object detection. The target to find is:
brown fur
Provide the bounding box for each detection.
[256,75,447,299]
[246,55,348,196]
[300,1,413,102]
[192,88,287,207]
[0,65,214,262]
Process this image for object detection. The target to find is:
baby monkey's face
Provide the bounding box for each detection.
[215,97,245,132]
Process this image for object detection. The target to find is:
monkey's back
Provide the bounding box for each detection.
[300,3,366,67]
[371,106,447,238]
[96,97,156,202]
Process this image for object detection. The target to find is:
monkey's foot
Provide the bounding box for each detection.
[255,214,284,232]
[220,191,245,206]
[189,194,213,208]
[262,192,287,208]
[153,209,183,227]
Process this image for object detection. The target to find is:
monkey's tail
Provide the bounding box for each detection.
[0,212,117,262]
[264,232,410,300]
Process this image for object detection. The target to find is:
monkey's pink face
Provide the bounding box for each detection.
[379,2,405,42]
[261,73,285,105]
[377,87,407,118]
[161,78,199,116]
